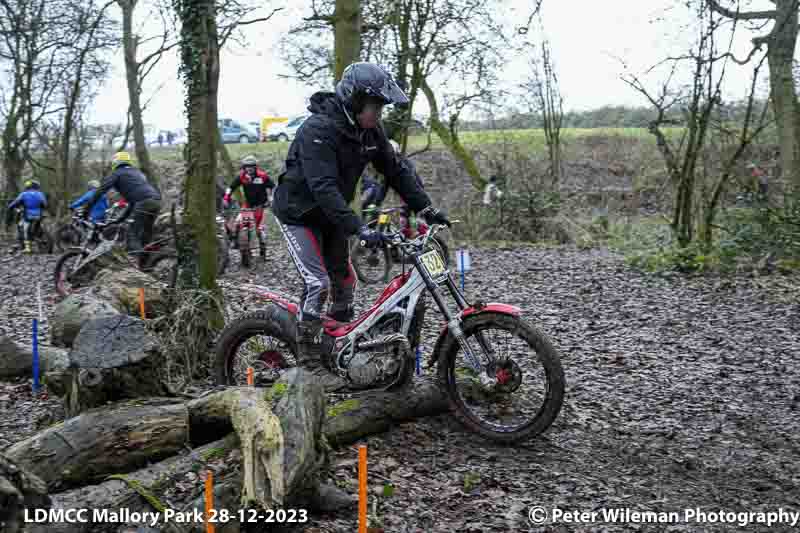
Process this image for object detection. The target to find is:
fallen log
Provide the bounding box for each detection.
[324,381,450,446]
[4,398,188,491]
[25,434,240,533]
[187,380,450,448]
[0,454,51,533]
[63,315,172,417]
[0,335,69,379]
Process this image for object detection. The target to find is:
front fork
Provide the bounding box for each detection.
[419,259,497,385]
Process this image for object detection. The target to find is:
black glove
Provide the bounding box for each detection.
[420,205,450,227]
[358,225,384,249]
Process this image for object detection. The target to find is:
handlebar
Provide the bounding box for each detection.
[358,221,458,250]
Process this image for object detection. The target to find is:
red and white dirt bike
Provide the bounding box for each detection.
[214,223,565,443]
[225,206,267,268]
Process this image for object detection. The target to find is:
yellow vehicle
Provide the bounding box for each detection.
[260,117,288,142]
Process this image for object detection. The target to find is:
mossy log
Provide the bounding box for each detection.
[4,398,188,491]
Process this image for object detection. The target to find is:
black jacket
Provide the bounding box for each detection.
[87,164,160,211]
[272,92,431,235]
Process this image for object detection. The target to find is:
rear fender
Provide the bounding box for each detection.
[428,302,521,369]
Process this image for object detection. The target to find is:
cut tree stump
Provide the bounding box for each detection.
[4,398,188,491]
[0,454,51,533]
[228,368,330,509]
[63,314,172,417]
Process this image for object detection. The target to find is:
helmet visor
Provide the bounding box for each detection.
[369,77,409,106]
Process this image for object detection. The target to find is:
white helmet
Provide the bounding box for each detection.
[88,180,100,188]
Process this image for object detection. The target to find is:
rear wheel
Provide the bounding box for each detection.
[351,238,392,284]
[55,225,82,251]
[437,312,565,444]
[214,306,298,386]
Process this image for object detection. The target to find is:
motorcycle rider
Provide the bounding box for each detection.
[271,61,450,390]
[7,179,48,253]
[223,155,275,255]
[360,174,386,220]
[83,151,162,256]
[389,140,430,239]
[69,180,108,222]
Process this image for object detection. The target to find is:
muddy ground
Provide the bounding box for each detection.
[1,223,799,532]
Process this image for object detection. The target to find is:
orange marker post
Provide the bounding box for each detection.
[138,288,145,319]
[246,367,254,386]
[359,445,367,533]
[205,469,215,533]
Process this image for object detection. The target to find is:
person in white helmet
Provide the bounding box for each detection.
[69,179,108,222]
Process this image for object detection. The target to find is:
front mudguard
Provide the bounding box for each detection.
[427,302,521,369]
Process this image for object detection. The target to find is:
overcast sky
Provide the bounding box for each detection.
[89,0,778,131]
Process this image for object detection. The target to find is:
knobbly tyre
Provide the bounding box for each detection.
[351,204,449,284]
[53,218,179,297]
[226,206,268,268]
[214,223,565,444]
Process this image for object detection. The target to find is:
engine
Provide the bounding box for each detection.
[345,333,412,389]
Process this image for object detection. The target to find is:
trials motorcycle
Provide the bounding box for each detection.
[214,223,565,443]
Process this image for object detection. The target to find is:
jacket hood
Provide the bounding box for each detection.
[307,91,359,140]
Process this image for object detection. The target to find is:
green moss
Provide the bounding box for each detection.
[263,382,288,403]
[327,399,361,418]
[463,472,482,492]
[106,474,167,512]
[201,446,227,461]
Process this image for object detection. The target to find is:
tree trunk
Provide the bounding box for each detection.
[766,2,800,193]
[420,77,485,190]
[333,0,361,82]
[120,0,158,190]
[174,0,224,326]
[4,398,188,491]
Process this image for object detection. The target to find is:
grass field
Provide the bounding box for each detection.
[145,126,674,168]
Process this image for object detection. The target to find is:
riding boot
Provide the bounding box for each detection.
[296,319,347,392]
[23,241,32,254]
[329,306,355,324]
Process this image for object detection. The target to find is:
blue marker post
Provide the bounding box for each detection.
[32,319,39,393]
[456,249,471,292]
[415,346,421,376]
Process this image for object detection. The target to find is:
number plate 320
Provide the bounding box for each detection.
[419,250,446,279]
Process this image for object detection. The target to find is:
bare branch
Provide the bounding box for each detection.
[707,0,776,21]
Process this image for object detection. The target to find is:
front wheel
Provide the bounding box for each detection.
[239,135,249,144]
[54,249,94,297]
[214,306,298,386]
[238,228,252,268]
[436,312,565,444]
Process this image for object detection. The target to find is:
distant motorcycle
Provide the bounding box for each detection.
[225,206,268,268]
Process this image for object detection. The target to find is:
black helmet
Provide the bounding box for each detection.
[335,62,409,118]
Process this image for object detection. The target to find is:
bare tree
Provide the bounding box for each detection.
[522,38,563,186]
[0,0,72,197]
[623,0,741,246]
[117,0,181,190]
[55,0,116,213]
[707,0,800,194]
